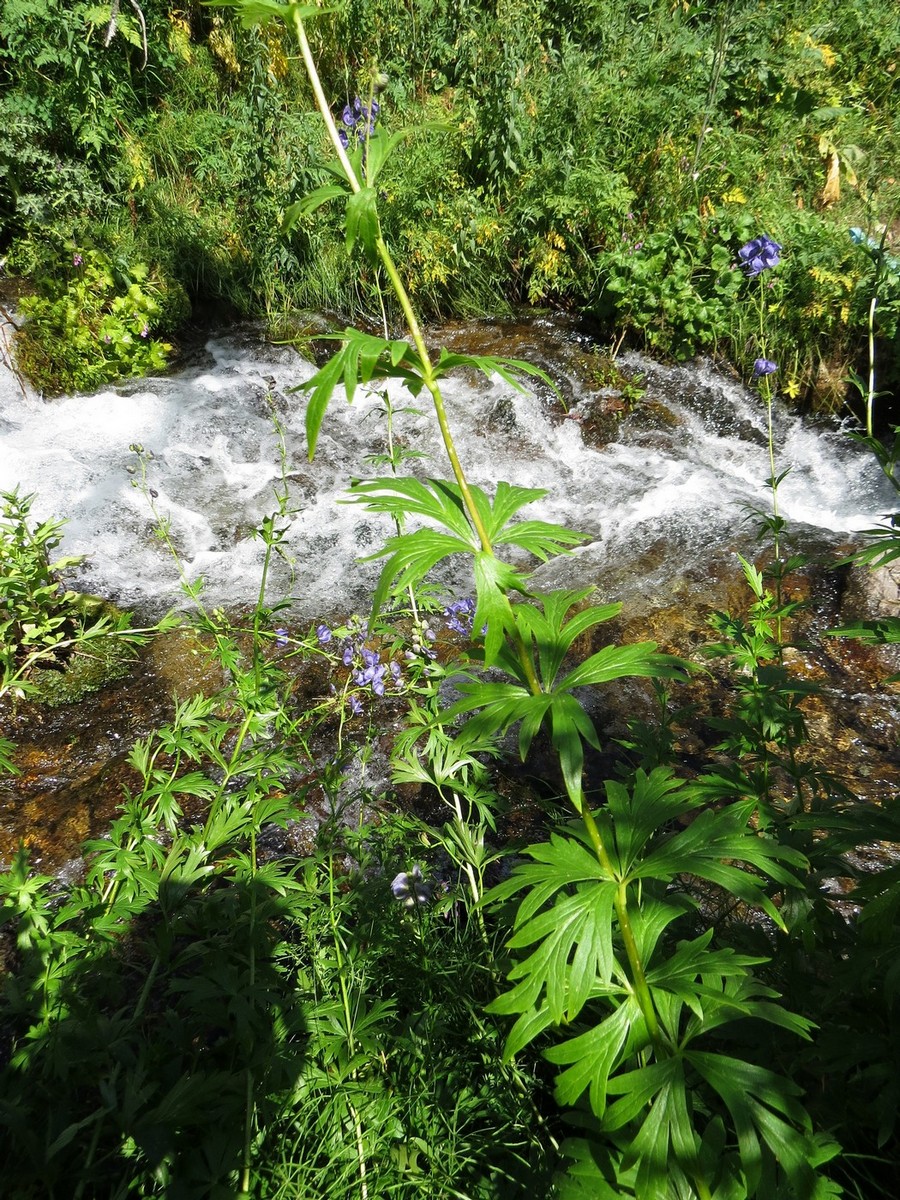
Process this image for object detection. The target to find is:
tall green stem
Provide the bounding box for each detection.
[291,14,544,699]
[292,15,492,555]
[578,800,662,1046]
[867,294,877,439]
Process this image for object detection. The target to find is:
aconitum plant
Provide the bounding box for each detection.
[739,234,781,277]
[753,357,777,377]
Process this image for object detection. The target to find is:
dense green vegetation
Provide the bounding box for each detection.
[3,3,900,1198]
[1,0,899,404]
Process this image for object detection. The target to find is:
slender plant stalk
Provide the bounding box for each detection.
[291,15,489,548]
[867,294,877,438]
[578,799,662,1046]
[240,828,259,1195]
[290,12,545,698]
[325,848,369,1199]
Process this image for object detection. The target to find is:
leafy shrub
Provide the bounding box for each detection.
[595,208,756,359]
[0,489,145,702]
[14,247,182,394]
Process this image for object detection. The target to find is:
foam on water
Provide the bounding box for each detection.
[0,326,893,618]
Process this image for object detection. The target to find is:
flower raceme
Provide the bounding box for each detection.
[739,234,781,277]
[338,95,379,149]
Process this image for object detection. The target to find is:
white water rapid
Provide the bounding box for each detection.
[1,318,893,619]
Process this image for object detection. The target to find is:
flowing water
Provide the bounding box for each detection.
[1,314,897,868]
[1,315,891,616]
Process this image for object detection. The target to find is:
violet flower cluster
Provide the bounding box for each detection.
[317,617,405,715]
[338,96,379,149]
[445,597,477,635]
[444,597,487,638]
[738,234,781,278]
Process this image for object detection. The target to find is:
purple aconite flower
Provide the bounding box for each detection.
[316,623,332,645]
[339,96,377,145]
[348,694,363,716]
[753,357,778,378]
[73,253,83,266]
[738,235,781,278]
[445,597,477,635]
[352,646,387,696]
[274,627,289,647]
[391,864,430,907]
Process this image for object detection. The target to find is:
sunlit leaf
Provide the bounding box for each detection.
[283,184,347,232]
[345,186,381,260]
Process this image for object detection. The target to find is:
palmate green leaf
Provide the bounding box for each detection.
[489,883,620,1024]
[624,892,695,969]
[601,1056,684,1133]
[434,348,560,400]
[486,828,614,919]
[473,549,529,662]
[448,679,543,748]
[687,1051,816,1198]
[362,128,418,185]
[600,769,700,879]
[511,589,623,687]
[501,1004,557,1062]
[349,476,581,563]
[368,527,471,616]
[348,477,579,646]
[487,836,623,1034]
[0,737,19,776]
[839,522,900,569]
[348,477,475,541]
[559,642,681,691]
[448,593,673,776]
[634,804,806,929]
[550,690,602,806]
[685,976,814,1045]
[545,996,641,1113]
[295,334,427,458]
[555,1138,640,1200]
[203,1,338,28]
[827,616,900,644]
[646,930,765,1001]
[627,1064,699,1200]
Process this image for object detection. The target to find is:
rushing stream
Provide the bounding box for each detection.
[1,314,898,868]
[1,315,892,616]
